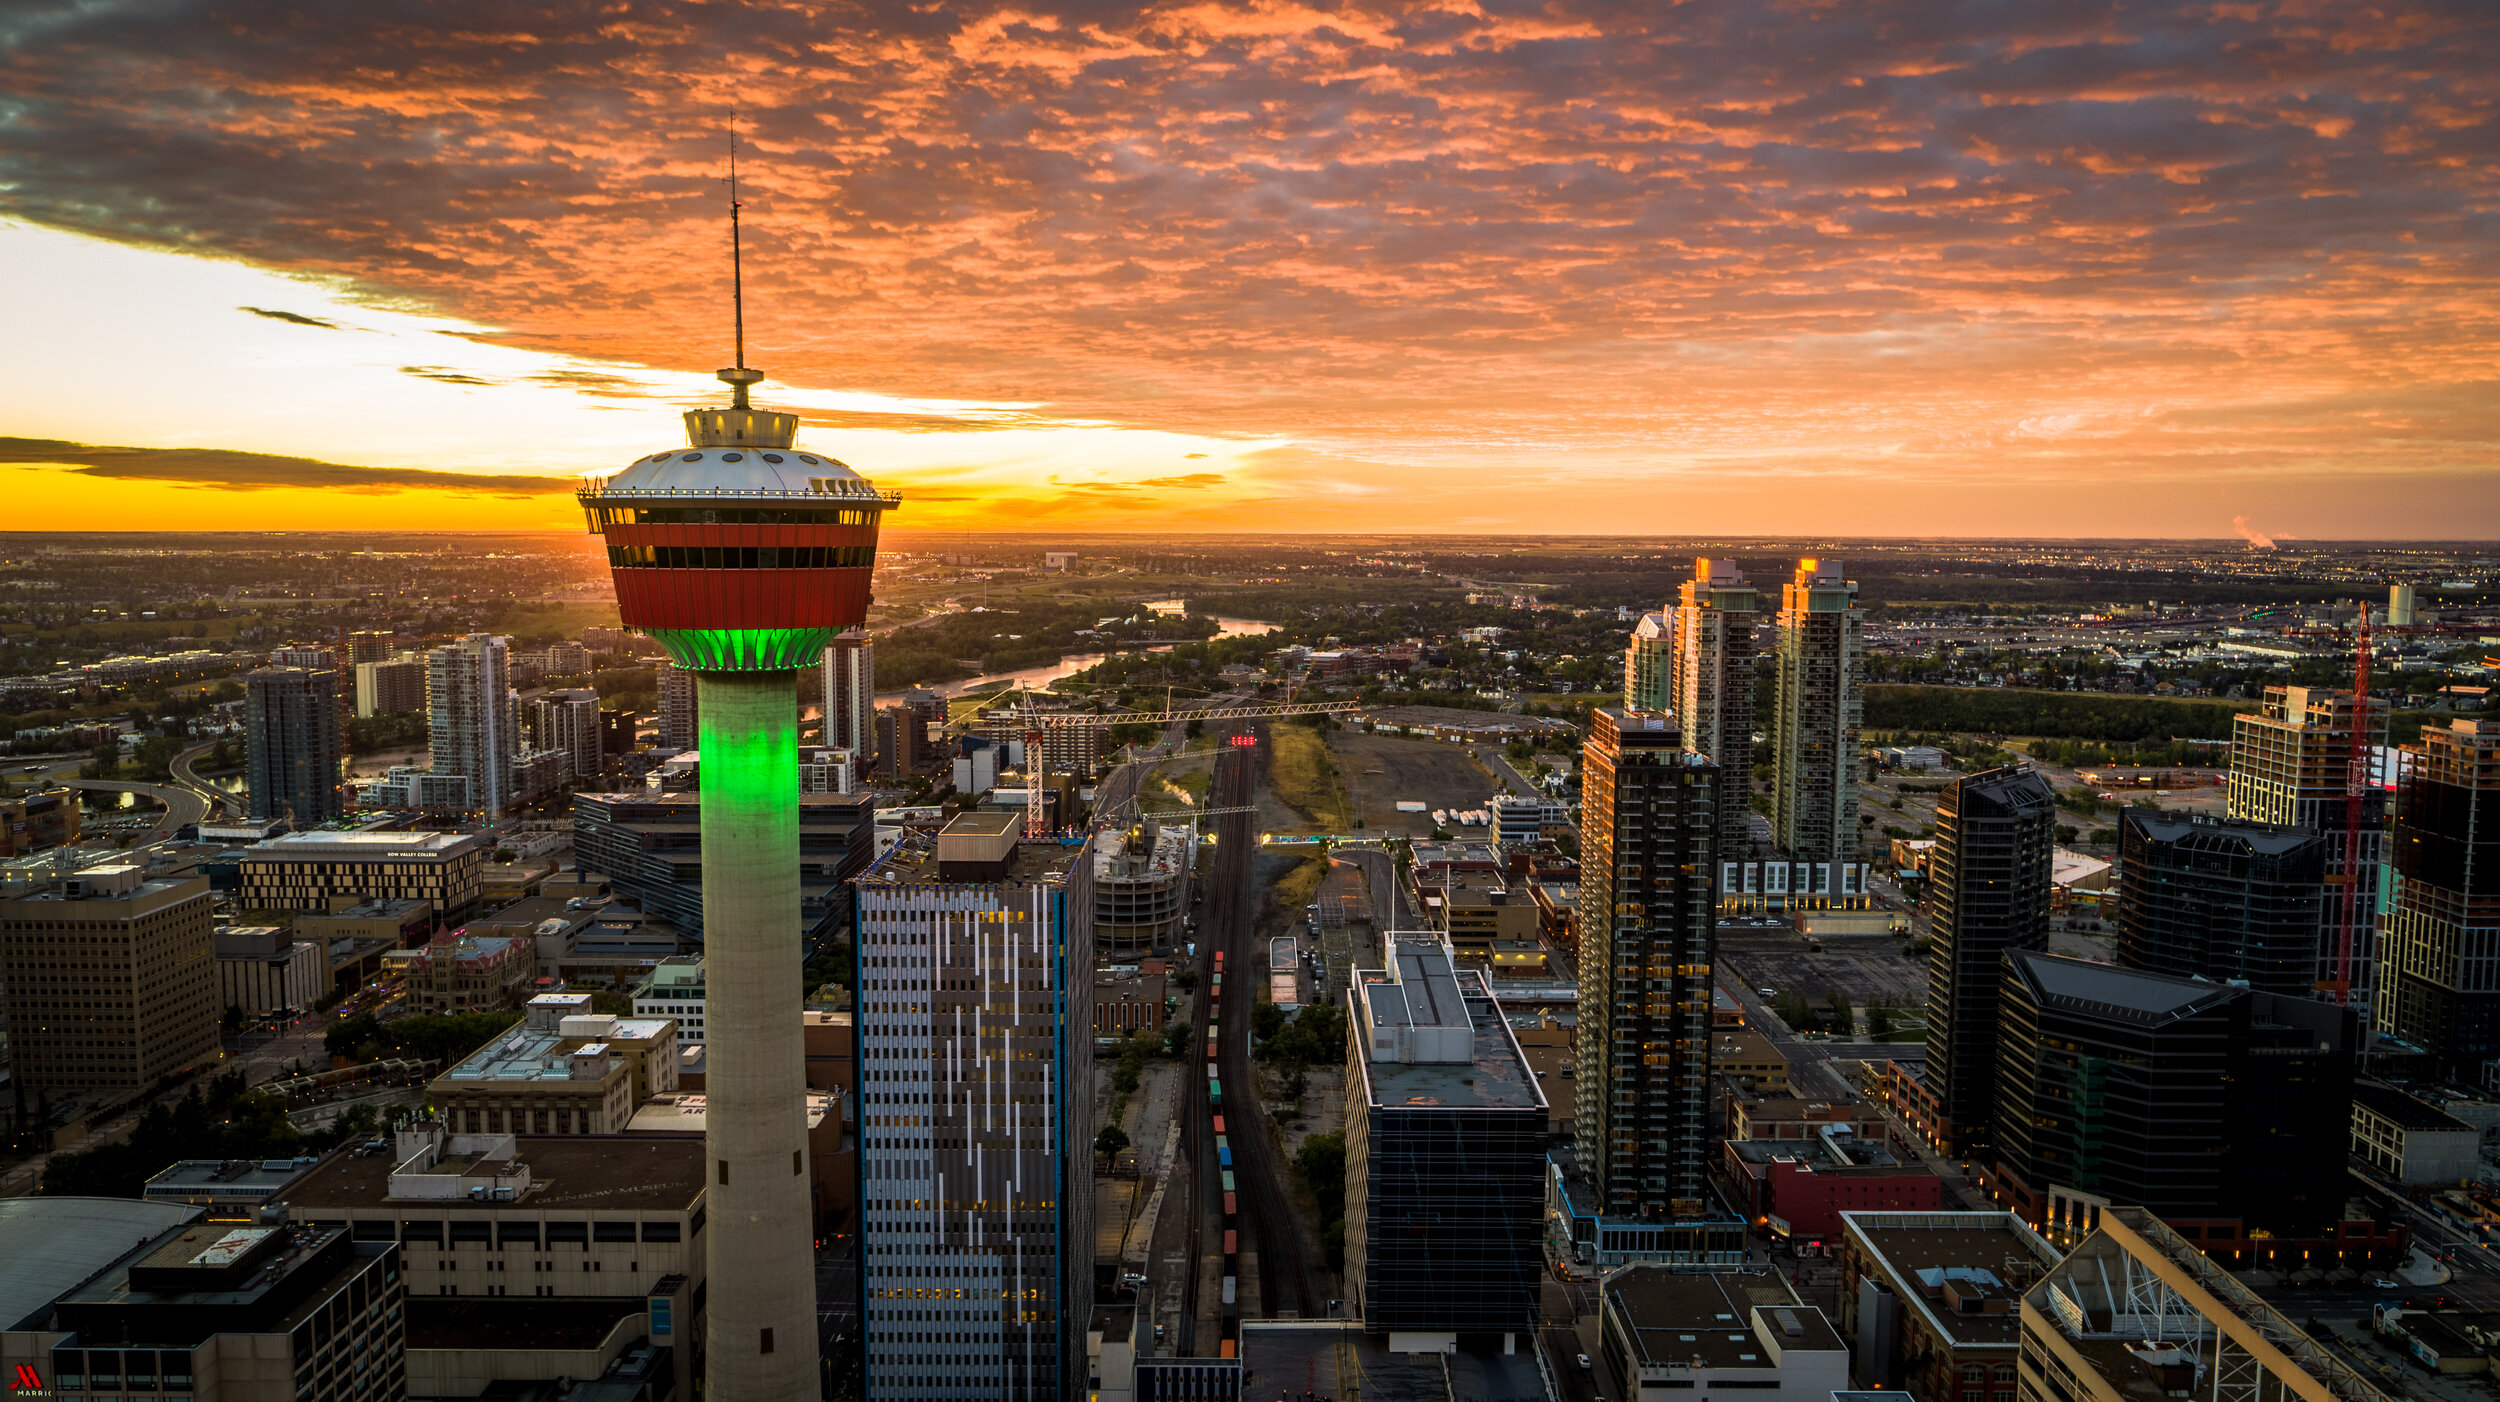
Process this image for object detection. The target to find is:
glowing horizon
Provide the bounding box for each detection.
[2,3,2494,539]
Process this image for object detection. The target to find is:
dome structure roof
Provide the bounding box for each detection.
[595,445,867,498]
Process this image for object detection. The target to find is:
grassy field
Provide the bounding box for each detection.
[1269,724,1351,831]
[1273,852,1330,917]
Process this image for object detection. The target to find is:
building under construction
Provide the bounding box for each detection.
[1093,815,1194,957]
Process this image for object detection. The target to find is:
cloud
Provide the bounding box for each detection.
[0,437,575,495]
[0,0,2493,531]
[399,365,498,387]
[239,305,338,328]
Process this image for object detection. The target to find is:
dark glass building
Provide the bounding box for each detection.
[244,665,343,826]
[1922,765,2055,1156]
[1573,707,1721,1217]
[2115,810,2328,996]
[1346,939,1547,1336]
[2379,719,2500,1073]
[1992,952,2354,1238]
[572,790,875,943]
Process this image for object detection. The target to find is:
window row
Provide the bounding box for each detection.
[607,544,874,570]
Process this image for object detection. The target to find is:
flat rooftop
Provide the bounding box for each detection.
[1353,946,1545,1113]
[281,1135,705,1212]
[0,1197,200,1331]
[245,829,485,858]
[1845,1213,2060,1348]
[857,827,1090,887]
[2354,1080,2475,1133]
[1606,1269,1843,1369]
[1240,1321,1544,1402]
[438,1018,669,1085]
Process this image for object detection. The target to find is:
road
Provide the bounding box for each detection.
[1472,745,1545,799]
[1333,843,1418,931]
[62,777,208,842]
[169,740,241,818]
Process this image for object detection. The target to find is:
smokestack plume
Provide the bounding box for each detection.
[2232,515,2278,550]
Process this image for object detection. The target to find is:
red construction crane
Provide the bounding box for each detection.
[2328,615,2370,1006]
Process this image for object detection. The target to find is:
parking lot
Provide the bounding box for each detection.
[1717,931,1929,1013]
[1331,730,1503,836]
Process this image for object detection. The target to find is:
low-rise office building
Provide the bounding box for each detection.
[1345,938,1546,1346]
[573,790,874,943]
[1712,1028,1792,1095]
[277,1120,701,1400]
[1723,1135,1942,1241]
[0,1199,406,1402]
[214,925,330,1017]
[1093,959,1169,1036]
[0,866,221,1100]
[2352,1080,2482,1186]
[424,994,678,1136]
[1836,1211,2062,1402]
[1598,1268,1847,1402]
[234,829,489,917]
[631,954,706,1044]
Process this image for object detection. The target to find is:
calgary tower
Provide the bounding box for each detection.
[579,167,896,1398]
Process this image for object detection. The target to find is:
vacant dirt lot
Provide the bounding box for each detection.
[1331,730,1501,837]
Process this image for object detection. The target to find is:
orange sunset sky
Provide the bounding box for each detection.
[1,0,2495,536]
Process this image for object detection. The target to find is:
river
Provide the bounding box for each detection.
[875,616,1276,703]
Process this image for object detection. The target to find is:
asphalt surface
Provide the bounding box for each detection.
[62,777,208,842]
[1333,843,1419,931]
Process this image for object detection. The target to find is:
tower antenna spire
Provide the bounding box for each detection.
[718,123,764,411]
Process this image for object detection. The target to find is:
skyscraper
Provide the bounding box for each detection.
[1574,706,1720,1218]
[578,342,896,1399]
[244,665,343,826]
[425,633,514,815]
[1345,937,1546,1337]
[657,658,699,752]
[531,687,603,782]
[2377,719,2500,1073]
[352,655,424,716]
[1670,558,1759,856]
[853,813,1093,1399]
[1992,952,2354,1238]
[1622,610,1672,712]
[2113,811,2327,996]
[823,633,877,758]
[1922,765,2054,1157]
[2226,685,2385,1009]
[1771,558,1862,866]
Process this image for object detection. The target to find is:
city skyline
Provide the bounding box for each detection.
[3,2,2496,538]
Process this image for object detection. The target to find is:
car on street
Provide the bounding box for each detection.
[1577,1354,1592,1370]
[2369,1277,2399,1289]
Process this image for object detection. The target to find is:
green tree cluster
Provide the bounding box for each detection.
[1295,1130,1348,1267]
[39,1071,383,1198]
[324,1010,521,1066]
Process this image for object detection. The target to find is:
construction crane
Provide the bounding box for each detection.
[1004,698,1361,838]
[2328,613,2371,1007]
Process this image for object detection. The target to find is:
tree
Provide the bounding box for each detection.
[1251,1000,1288,1042]
[1095,1125,1131,1159]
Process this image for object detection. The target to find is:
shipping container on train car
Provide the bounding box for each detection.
[1223,1229,1238,1258]
[1221,1170,1234,1196]
[1218,1144,1232,1169]
[1223,1191,1237,1215]
[1211,1115,1226,1136]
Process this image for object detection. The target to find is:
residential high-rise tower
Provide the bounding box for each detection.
[1670,558,1759,856]
[657,658,700,752]
[244,665,343,826]
[425,633,514,815]
[531,687,603,782]
[1622,611,1672,712]
[2227,685,2386,1009]
[823,633,877,758]
[1770,558,1862,866]
[1574,706,1721,1217]
[578,330,897,1398]
[1922,765,2054,1156]
[2377,719,2500,1073]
